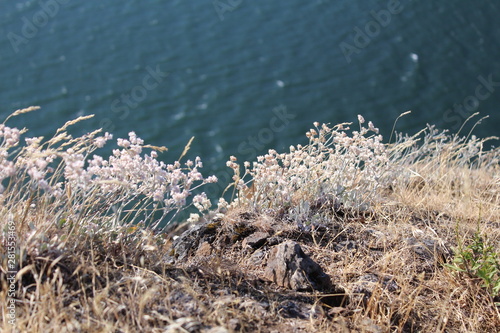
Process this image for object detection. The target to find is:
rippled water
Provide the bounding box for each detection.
[1,0,499,197]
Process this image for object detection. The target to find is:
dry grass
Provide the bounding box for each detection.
[1,109,499,332]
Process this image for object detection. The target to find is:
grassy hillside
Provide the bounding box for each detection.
[1,108,499,332]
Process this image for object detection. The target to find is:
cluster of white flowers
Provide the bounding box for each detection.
[67,132,217,224]
[1,121,217,229]
[229,116,394,214]
[0,125,21,193]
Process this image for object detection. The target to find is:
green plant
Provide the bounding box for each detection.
[446,230,500,304]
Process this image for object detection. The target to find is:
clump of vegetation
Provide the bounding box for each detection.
[224,115,401,235]
[1,108,499,332]
[1,106,216,259]
[227,113,498,227]
[446,229,500,304]
[227,115,392,213]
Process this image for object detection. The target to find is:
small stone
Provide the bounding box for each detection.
[263,241,331,291]
[277,300,308,319]
[228,318,241,331]
[249,249,266,265]
[351,273,398,305]
[168,220,221,262]
[334,240,357,252]
[405,237,449,262]
[195,241,212,257]
[242,231,269,249]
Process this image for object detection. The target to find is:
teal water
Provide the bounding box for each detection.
[1,0,499,199]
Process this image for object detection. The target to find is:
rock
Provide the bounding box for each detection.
[267,236,283,246]
[248,249,266,265]
[242,231,269,249]
[195,241,213,257]
[334,240,357,252]
[276,300,308,319]
[228,318,241,331]
[404,237,449,262]
[351,273,398,305]
[168,220,221,262]
[263,241,331,291]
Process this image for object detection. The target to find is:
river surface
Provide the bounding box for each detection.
[1,0,499,199]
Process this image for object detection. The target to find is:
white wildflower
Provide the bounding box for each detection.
[187,213,200,224]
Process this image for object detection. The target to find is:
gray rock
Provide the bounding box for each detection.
[249,249,266,265]
[168,220,221,262]
[334,240,357,252]
[263,241,331,291]
[404,237,449,262]
[276,300,308,319]
[351,273,399,305]
[242,231,269,249]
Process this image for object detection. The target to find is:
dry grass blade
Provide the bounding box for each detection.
[143,144,168,153]
[389,110,412,144]
[55,114,94,134]
[178,136,194,162]
[3,106,40,123]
